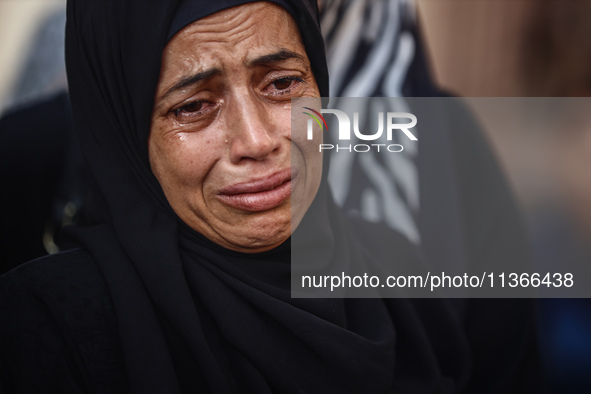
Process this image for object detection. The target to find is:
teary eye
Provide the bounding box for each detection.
[174,101,204,117]
[264,76,305,97]
[273,76,303,90]
[169,100,218,124]
[273,77,299,90]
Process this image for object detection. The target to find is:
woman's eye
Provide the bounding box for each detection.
[266,76,305,96]
[174,101,203,117]
[273,77,297,90]
[171,100,216,122]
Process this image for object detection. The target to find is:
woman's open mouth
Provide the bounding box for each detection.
[217,168,296,212]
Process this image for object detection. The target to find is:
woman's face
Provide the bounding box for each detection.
[149,2,322,253]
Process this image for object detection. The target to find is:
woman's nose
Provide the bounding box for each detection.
[227,96,281,164]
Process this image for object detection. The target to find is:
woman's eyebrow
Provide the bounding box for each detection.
[247,49,307,67]
[160,67,221,101]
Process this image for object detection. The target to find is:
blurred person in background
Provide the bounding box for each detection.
[321,1,545,391]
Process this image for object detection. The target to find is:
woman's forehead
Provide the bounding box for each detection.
[169,2,299,47]
[160,3,307,73]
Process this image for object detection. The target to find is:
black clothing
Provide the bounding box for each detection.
[0,249,540,394]
[0,250,127,393]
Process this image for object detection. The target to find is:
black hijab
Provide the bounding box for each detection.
[65,0,468,392]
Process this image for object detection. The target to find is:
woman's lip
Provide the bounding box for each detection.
[218,168,296,212]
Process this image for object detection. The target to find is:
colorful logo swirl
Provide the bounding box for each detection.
[302,107,329,131]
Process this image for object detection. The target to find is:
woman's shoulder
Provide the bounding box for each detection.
[0,249,127,393]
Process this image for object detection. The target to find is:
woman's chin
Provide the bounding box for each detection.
[219,227,291,253]
[199,210,293,253]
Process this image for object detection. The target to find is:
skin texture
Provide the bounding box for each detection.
[149,2,322,253]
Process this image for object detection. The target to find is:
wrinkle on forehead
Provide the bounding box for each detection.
[178,2,293,44]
